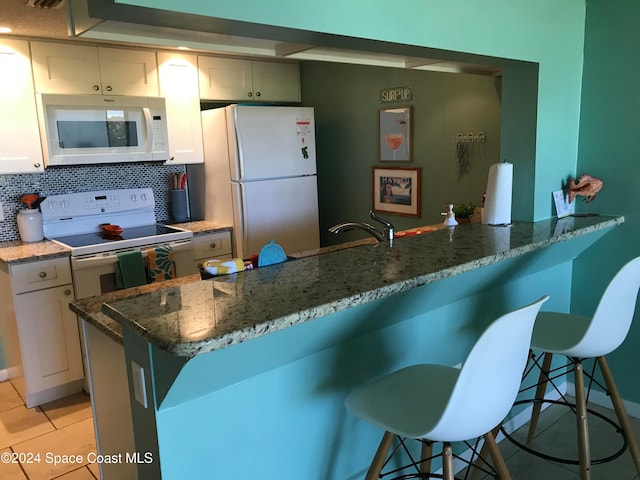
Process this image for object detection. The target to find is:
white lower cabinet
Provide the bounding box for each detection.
[192,230,233,272]
[0,257,83,407]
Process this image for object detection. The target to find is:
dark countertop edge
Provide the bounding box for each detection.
[71,274,203,345]
[101,215,625,357]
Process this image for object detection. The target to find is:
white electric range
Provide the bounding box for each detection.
[40,188,191,480]
[41,188,195,298]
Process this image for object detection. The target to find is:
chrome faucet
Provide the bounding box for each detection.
[328,210,395,243]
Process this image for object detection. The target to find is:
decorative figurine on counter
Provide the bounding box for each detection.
[567,173,603,217]
[568,174,603,203]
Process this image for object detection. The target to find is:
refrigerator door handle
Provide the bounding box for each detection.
[232,107,245,180]
[238,182,250,257]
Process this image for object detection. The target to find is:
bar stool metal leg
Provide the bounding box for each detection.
[442,442,454,480]
[574,360,591,480]
[527,352,553,443]
[598,356,640,475]
[365,431,394,480]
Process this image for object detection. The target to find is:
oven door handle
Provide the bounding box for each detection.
[71,240,193,270]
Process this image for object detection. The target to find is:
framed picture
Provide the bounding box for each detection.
[379,106,412,162]
[372,167,421,217]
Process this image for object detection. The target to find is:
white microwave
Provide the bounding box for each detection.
[36,93,169,167]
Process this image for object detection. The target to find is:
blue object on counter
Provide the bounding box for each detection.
[258,240,287,267]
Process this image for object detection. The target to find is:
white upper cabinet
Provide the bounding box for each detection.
[0,39,44,173]
[158,52,204,164]
[31,42,159,96]
[251,60,301,102]
[198,57,300,102]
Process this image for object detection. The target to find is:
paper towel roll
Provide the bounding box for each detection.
[482,162,513,225]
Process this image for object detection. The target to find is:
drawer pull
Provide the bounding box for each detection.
[64,289,72,296]
[209,242,216,249]
[39,271,47,278]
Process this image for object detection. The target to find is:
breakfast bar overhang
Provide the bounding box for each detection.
[71,215,623,479]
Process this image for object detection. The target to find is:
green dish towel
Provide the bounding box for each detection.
[115,250,148,289]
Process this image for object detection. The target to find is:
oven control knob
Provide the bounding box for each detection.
[59,200,69,210]
[141,193,147,201]
[131,194,137,202]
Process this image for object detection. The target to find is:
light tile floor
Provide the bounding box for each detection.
[0,381,99,480]
[1,379,640,479]
[464,398,640,479]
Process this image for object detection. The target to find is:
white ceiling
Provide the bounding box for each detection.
[0,0,503,75]
[1,0,69,39]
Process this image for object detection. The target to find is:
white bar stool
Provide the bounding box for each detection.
[506,256,640,480]
[345,296,549,480]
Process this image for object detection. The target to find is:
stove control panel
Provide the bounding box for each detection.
[41,188,158,238]
[41,188,155,219]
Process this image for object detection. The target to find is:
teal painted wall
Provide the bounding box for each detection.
[574,0,640,402]
[104,0,602,477]
[126,0,586,220]
[152,260,571,479]
[300,62,502,244]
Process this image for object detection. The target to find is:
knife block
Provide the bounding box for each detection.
[170,189,189,223]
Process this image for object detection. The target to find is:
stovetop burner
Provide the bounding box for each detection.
[49,224,185,249]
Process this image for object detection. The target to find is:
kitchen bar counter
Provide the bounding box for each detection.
[89,215,623,357]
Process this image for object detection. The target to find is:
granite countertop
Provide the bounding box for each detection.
[0,239,70,264]
[169,220,232,235]
[81,215,623,357]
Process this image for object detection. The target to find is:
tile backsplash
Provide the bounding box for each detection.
[0,163,186,242]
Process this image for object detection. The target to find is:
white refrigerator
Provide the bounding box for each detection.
[187,105,320,260]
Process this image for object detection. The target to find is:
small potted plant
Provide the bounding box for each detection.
[453,202,476,224]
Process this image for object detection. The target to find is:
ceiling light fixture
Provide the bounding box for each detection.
[0,27,13,34]
[25,0,65,8]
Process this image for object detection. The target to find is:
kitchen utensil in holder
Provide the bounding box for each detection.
[170,189,189,223]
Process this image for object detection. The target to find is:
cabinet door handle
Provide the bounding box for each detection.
[105,85,113,92]
[209,243,216,249]
[64,289,72,296]
[247,92,253,97]
[93,85,100,91]
[255,91,261,97]
[39,271,47,278]
[34,163,41,168]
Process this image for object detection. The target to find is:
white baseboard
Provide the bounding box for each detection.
[0,369,8,382]
[566,382,640,419]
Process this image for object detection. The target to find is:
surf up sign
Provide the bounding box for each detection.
[379,86,412,103]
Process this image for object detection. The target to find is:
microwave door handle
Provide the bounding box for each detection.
[143,107,153,149]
